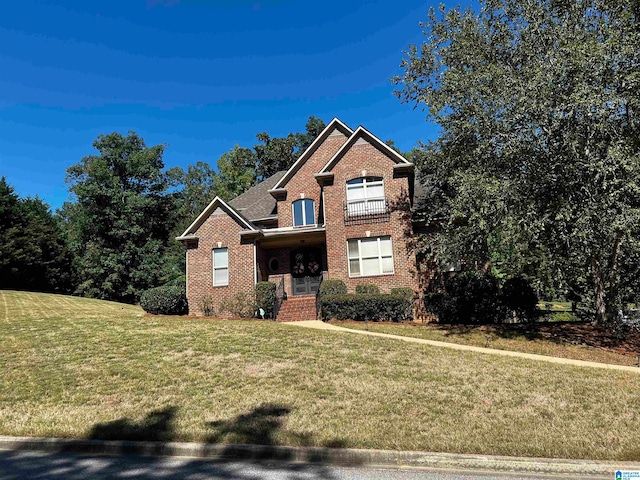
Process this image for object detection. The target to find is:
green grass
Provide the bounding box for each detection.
[537,301,572,311]
[335,321,638,366]
[2,290,640,461]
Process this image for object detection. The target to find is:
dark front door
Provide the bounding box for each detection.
[290,247,322,295]
[292,276,321,295]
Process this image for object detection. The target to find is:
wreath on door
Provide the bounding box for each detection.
[292,253,305,276]
[290,248,322,278]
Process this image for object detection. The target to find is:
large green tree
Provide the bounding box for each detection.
[394,0,640,325]
[0,178,72,293]
[254,115,326,179]
[63,132,177,303]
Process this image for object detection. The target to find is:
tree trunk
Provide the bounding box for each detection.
[590,232,624,326]
[590,257,607,325]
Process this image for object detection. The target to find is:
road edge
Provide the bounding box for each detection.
[0,435,636,477]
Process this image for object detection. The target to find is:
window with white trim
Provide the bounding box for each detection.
[346,177,385,215]
[347,236,394,277]
[212,248,229,286]
[292,199,315,226]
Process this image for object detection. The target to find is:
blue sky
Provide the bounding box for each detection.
[0,0,470,211]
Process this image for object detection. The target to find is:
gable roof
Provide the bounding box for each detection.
[319,125,412,174]
[271,117,353,190]
[229,170,285,221]
[177,196,255,240]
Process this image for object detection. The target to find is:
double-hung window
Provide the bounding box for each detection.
[346,177,385,215]
[347,236,394,277]
[212,248,229,286]
[292,199,315,227]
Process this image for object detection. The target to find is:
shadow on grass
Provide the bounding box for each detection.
[206,403,306,446]
[63,403,352,478]
[89,406,177,442]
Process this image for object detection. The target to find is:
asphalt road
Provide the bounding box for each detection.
[0,450,607,480]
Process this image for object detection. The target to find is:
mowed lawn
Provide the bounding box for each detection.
[335,321,639,367]
[2,291,640,461]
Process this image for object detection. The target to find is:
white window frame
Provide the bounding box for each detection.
[347,236,394,278]
[292,198,315,227]
[346,177,385,215]
[212,247,229,286]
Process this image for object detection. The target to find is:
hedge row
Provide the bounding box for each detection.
[320,293,412,322]
[424,272,538,324]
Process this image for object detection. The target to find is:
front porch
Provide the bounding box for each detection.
[248,227,327,321]
[250,226,327,299]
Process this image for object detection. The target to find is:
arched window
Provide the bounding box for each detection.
[346,177,385,215]
[292,199,315,227]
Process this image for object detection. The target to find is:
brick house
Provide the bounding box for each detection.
[177,118,422,320]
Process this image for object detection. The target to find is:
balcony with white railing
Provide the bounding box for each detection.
[343,198,390,225]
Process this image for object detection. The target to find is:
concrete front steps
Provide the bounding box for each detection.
[276,294,317,322]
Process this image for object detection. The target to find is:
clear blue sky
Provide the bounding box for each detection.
[0,0,471,211]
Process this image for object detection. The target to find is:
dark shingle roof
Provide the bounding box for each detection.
[228,171,286,221]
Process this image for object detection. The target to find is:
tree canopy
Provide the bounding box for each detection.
[62,132,177,303]
[0,177,72,293]
[394,0,640,325]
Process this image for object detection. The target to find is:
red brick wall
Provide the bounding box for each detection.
[323,140,419,294]
[277,130,348,228]
[186,207,255,316]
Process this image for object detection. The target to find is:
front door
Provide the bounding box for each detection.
[290,246,323,296]
[292,276,321,295]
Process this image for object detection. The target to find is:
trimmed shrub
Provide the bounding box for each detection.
[199,295,215,317]
[424,271,504,324]
[140,286,188,315]
[355,283,380,294]
[320,294,412,322]
[501,277,538,323]
[390,287,415,302]
[319,279,347,296]
[255,281,276,317]
[219,290,256,318]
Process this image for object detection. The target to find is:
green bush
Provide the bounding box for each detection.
[140,286,188,315]
[355,283,380,294]
[424,271,504,324]
[390,287,415,302]
[320,294,412,322]
[544,311,580,323]
[199,295,215,316]
[164,275,186,288]
[219,290,256,318]
[319,279,347,296]
[255,282,276,317]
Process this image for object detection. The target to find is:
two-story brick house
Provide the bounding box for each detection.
[177,118,421,320]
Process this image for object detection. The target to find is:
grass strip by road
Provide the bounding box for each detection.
[2,290,640,461]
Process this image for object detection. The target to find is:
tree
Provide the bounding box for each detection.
[63,132,177,303]
[394,0,640,325]
[214,145,257,200]
[0,177,72,293]
[254,116,326,179]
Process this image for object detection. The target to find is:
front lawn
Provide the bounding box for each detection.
[334,320,640,367]
[2,290,640,461]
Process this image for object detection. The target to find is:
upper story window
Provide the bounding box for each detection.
[292,199,315,227]
[212,248,229,286]
[346,177,385,215]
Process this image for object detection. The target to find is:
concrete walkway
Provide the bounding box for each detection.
[289,321,640,374]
